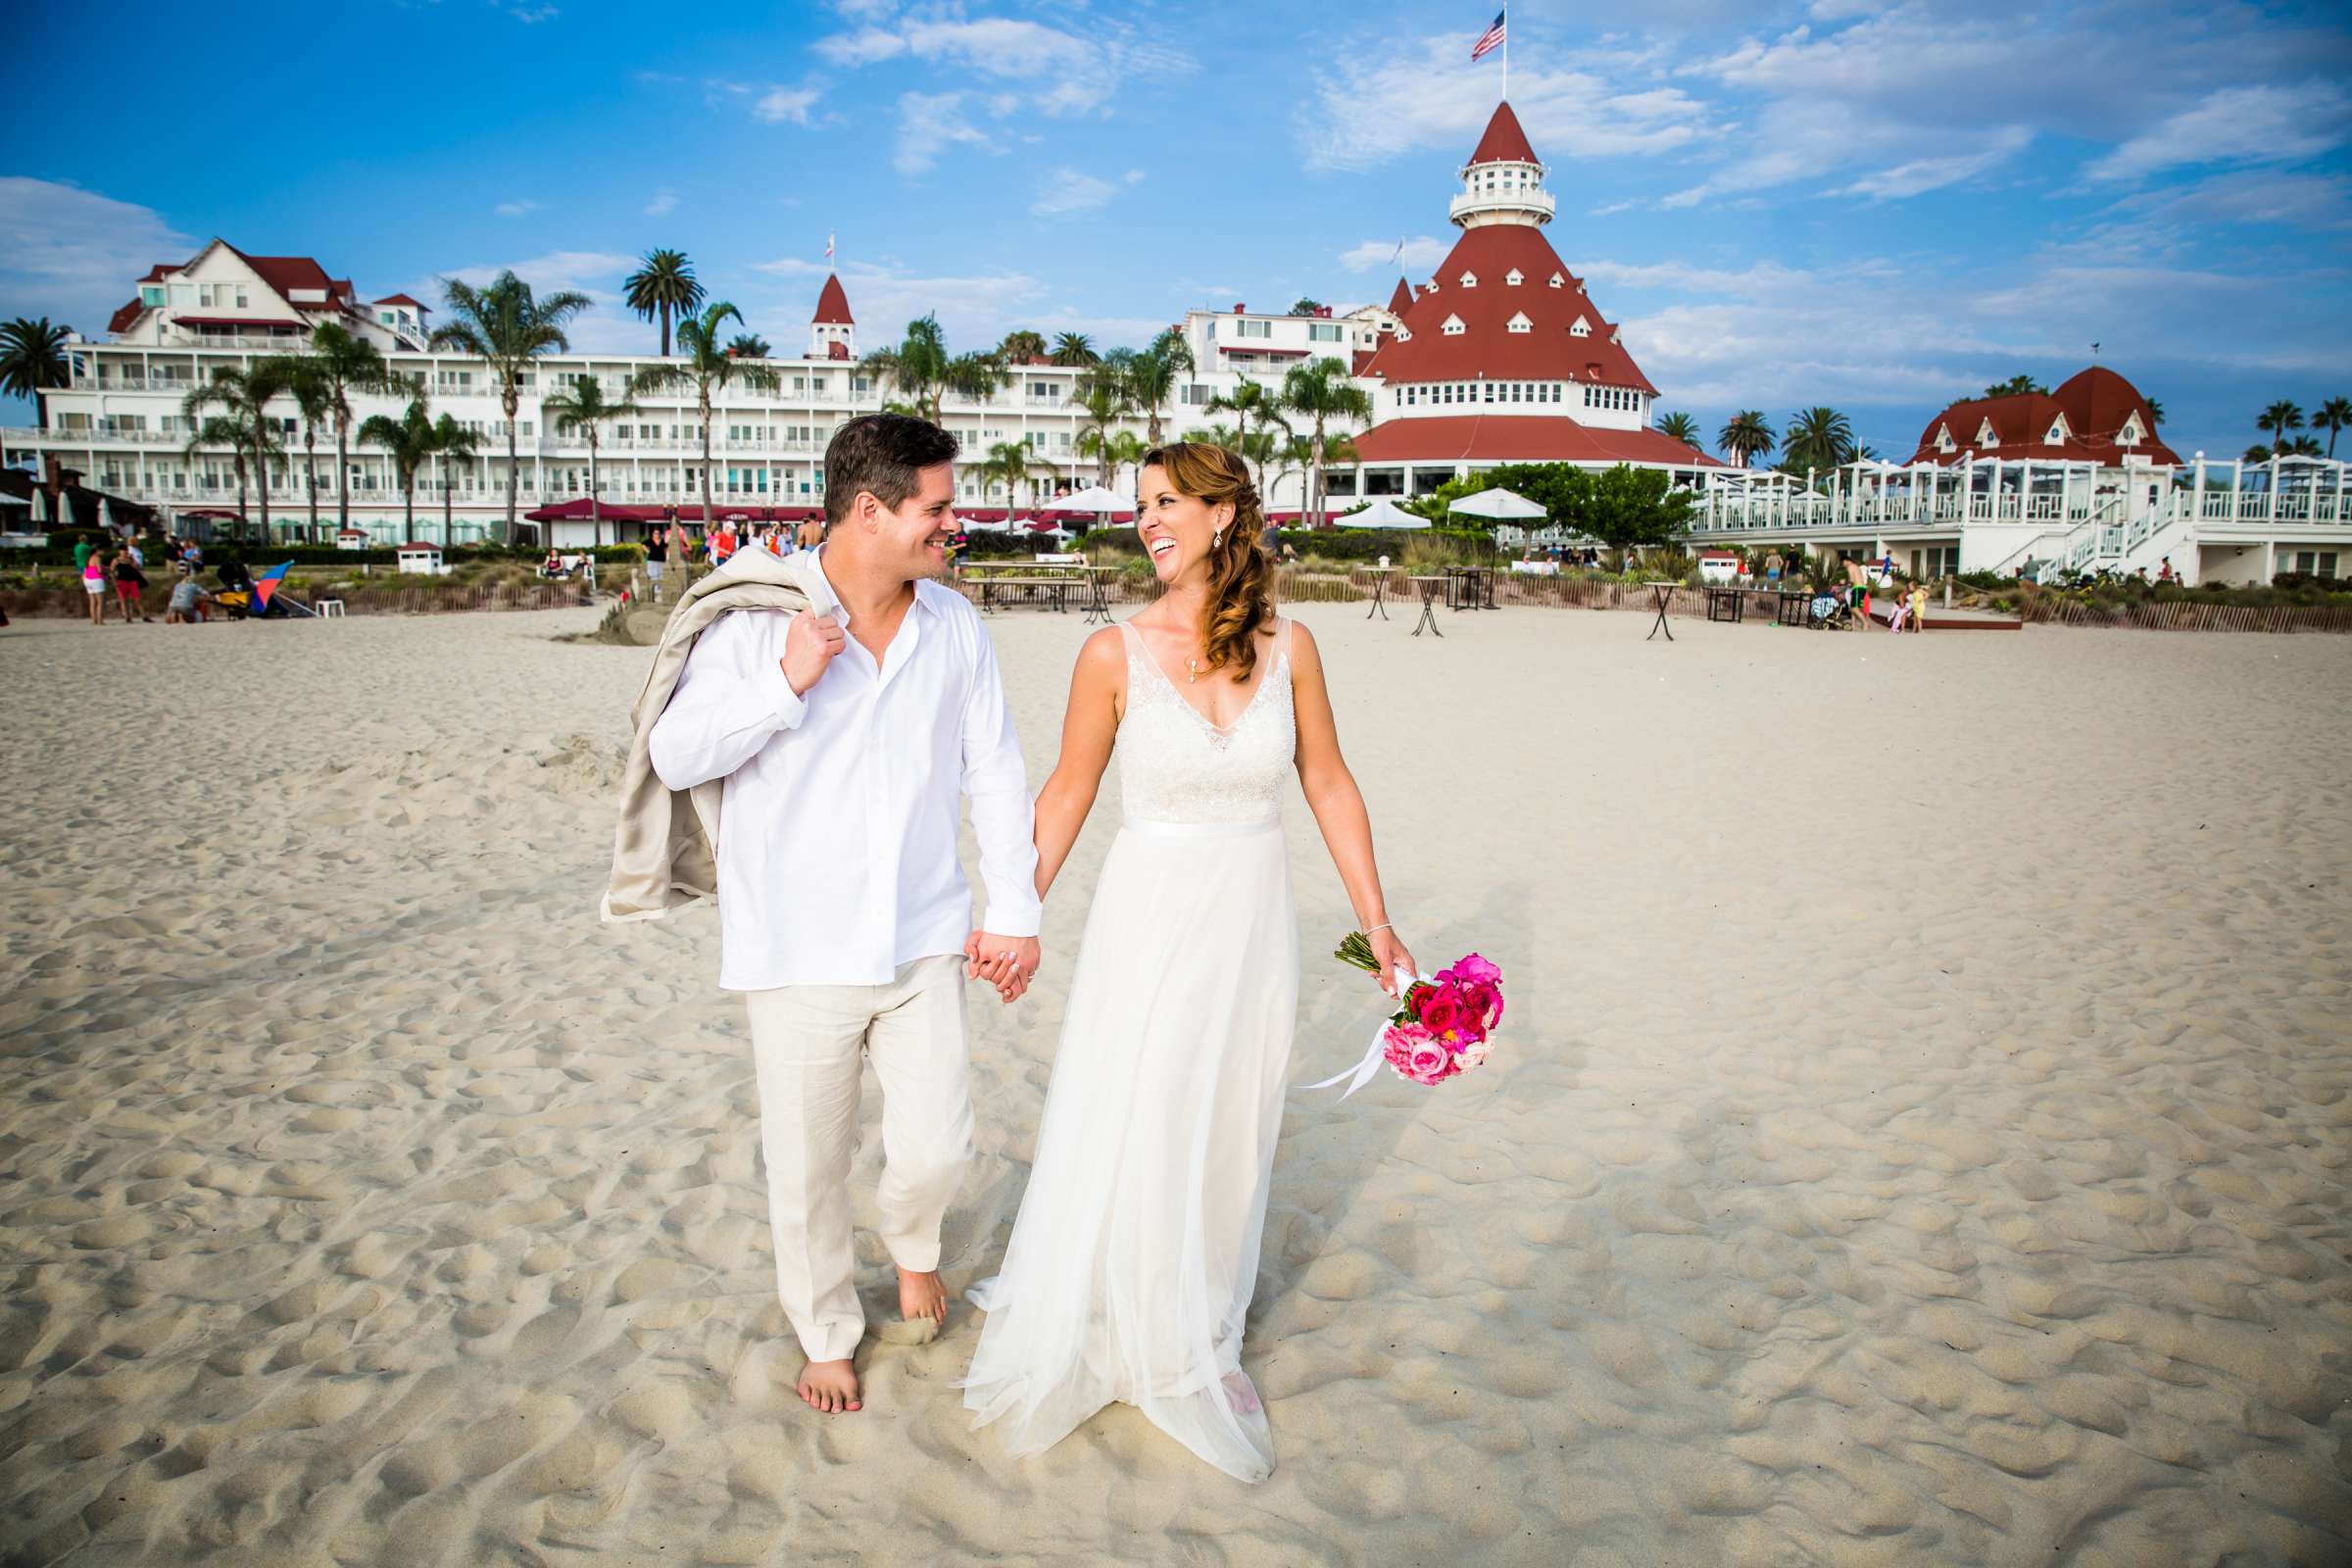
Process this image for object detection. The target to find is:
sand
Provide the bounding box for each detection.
[2,602,2347,1567]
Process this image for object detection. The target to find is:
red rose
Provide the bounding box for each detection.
[1414,983,1472,1041]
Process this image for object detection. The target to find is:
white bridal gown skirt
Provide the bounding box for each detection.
[960,816,1299,1483]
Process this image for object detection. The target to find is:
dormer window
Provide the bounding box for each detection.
[1458,270,1477,288]
[1609,327,1621,344]
[1505,312,1532,334]
[1976,418,1999,449]
[1441,314,1466,336]
[2117,415,2141,446]
[1547,272,1565,289]
[2044,415,2070,446]
[1505,269,1524,286]
[1936,424,1955,453]
[1569,316,1591,338]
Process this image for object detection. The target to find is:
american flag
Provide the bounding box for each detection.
[1471,8,1506,63]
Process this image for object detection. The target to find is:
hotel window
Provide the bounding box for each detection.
[1506,313,1532,334]
[1308,322,1342,342]
[1441,315,1465,336]
[1570,317,1591,338]
[140,285,165,309]
[1458,271,1477,288]
[1505,270,1524,286]
[1548,272,1565,288]
[1238,319,1271,339]
[810,374,827,394]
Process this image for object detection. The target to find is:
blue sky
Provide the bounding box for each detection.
[5,0,2350,464]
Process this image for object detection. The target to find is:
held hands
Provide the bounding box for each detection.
[1367,926,1418,1000]
[782,610,846,697]
[964,931,1042,1005]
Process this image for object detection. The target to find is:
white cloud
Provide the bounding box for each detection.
[1030,169,1118,217]
[1337,235,1448,273]
[1839,125,2033,199]
[0,178,191,338]
[1122,169,1146,184]
[644,189,678,218]
[894,91,997,175]
[422,250,651,353]
[1304,36,1718,172]
[816,16,1194,119]
[509,5,558,23]
[753,86,821,126]
[494,199,539,217]
[2085,81,2352,182]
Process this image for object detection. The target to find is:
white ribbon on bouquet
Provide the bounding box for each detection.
[1299,964,1423,1100]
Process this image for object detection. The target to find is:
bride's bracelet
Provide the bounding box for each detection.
[1364,921,1395,936]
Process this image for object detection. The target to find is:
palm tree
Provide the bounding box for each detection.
[1782,407,1856,475]
[1717,410,1776,468]
[2258,400,2305,454]
[630,301,782,532]
[1186,421,1282,492]
[272,356,337,541]
[1050,332,1099,368]
[727,333,771,358]
[1068,369,1134,486]
[308,321,408,536]
[0,317,72,424]
[624,249,704,358]
[1078,429,1149,496]
[183,416,252,539]
[2282,435,2325,459]
[184,362,295,542]
[976,438,1047,520]
[1982,374,2048,398]
[998,328,1048,365]
[1204,377,1292,490]
[2243,444,2274,465]
[1278,356,1373,527]
[357,400,437,542]
[541,376,641,546]
[2314,397,2352,459]
[858,314,1006,423]
[2145,398,2165,426]
[430,414,482,547]
[429,270,591,545]
[1655,411,1701,448]
[1123,327,1195,447]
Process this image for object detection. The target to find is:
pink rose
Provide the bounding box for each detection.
[1460,979,1504,1032]
[1447,954,1502,988]
[1458,1037,1493,1070]
[1382,1022,1456,1085]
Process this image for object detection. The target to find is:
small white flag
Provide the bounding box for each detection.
[825,232,835,261]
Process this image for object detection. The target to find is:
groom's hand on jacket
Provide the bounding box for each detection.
[781,610,845,696]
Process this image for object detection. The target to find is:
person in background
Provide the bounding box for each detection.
[796,515,825,553]
[73,531,94,576]
[82,546,112,625]
[166,573,216,623]
[113,547,151,621]
[645,526,667,600]
[1765,549,1784,583]
[1907,580,1929,634]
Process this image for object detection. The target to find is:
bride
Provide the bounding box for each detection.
[957,441,1413,1483]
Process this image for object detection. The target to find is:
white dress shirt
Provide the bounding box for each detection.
[648,550,1041,991]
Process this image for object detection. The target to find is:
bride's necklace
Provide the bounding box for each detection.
[1186,655,1202,684]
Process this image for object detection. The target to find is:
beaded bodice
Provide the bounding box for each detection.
[1116,619,1296,825]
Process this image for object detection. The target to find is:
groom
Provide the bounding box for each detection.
[645,414,1043,1414]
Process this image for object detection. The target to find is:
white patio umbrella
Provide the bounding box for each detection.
[98,497,115,534]
[1336,496,1431,529]
[28,487,47,525]
[1446,485,1546,520]
[1040,484,1133,514]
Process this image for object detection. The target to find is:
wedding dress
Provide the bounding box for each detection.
[959,617,1299,1483]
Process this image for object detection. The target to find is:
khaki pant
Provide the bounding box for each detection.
[743,955,971,1363]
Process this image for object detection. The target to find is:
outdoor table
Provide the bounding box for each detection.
[1351,565,1393,620]
[1774,587,1810,626]
[1706,585,1745,623]
[1407,575,1449,638]
[1444,565,1497,611]
[1075,564,1117,625]
[1642,580,1679,642]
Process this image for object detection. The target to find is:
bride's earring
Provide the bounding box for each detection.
[1212,529,1223,548]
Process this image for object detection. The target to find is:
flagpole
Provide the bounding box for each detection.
[1502,3,1509,103]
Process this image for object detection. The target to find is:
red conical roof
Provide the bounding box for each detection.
[1387,277,1414,315]
[812,273,853,325]
[1468,101,1538,166]
[1359,225,1657,395]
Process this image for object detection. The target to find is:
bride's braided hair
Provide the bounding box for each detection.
[1143,441,1276,683]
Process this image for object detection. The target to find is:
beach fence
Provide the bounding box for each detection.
[2013,597,2352,633]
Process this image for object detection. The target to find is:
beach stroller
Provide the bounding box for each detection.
[217,562,312,620]
[1805,590,1852,630]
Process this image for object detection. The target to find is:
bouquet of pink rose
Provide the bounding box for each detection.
[1303,932,1505,1097]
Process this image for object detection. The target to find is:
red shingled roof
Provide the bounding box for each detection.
[373,293,426,309]
[1352,416,1719,466]
[1907,366,2180,466]
[812,273,854,325]
[1387,277,1414,315]
[1358,225,1657,394]
[1468,101,1538,166]
[107,300,144,334]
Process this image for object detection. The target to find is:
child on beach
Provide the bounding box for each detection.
[1886,590,1910,633]
[1907,583,1928,633]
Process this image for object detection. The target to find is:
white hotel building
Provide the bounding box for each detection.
[8,104,1716,547]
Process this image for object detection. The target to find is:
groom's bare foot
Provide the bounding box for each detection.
[798,1359,860,1414]
[898,1265,948,1329]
